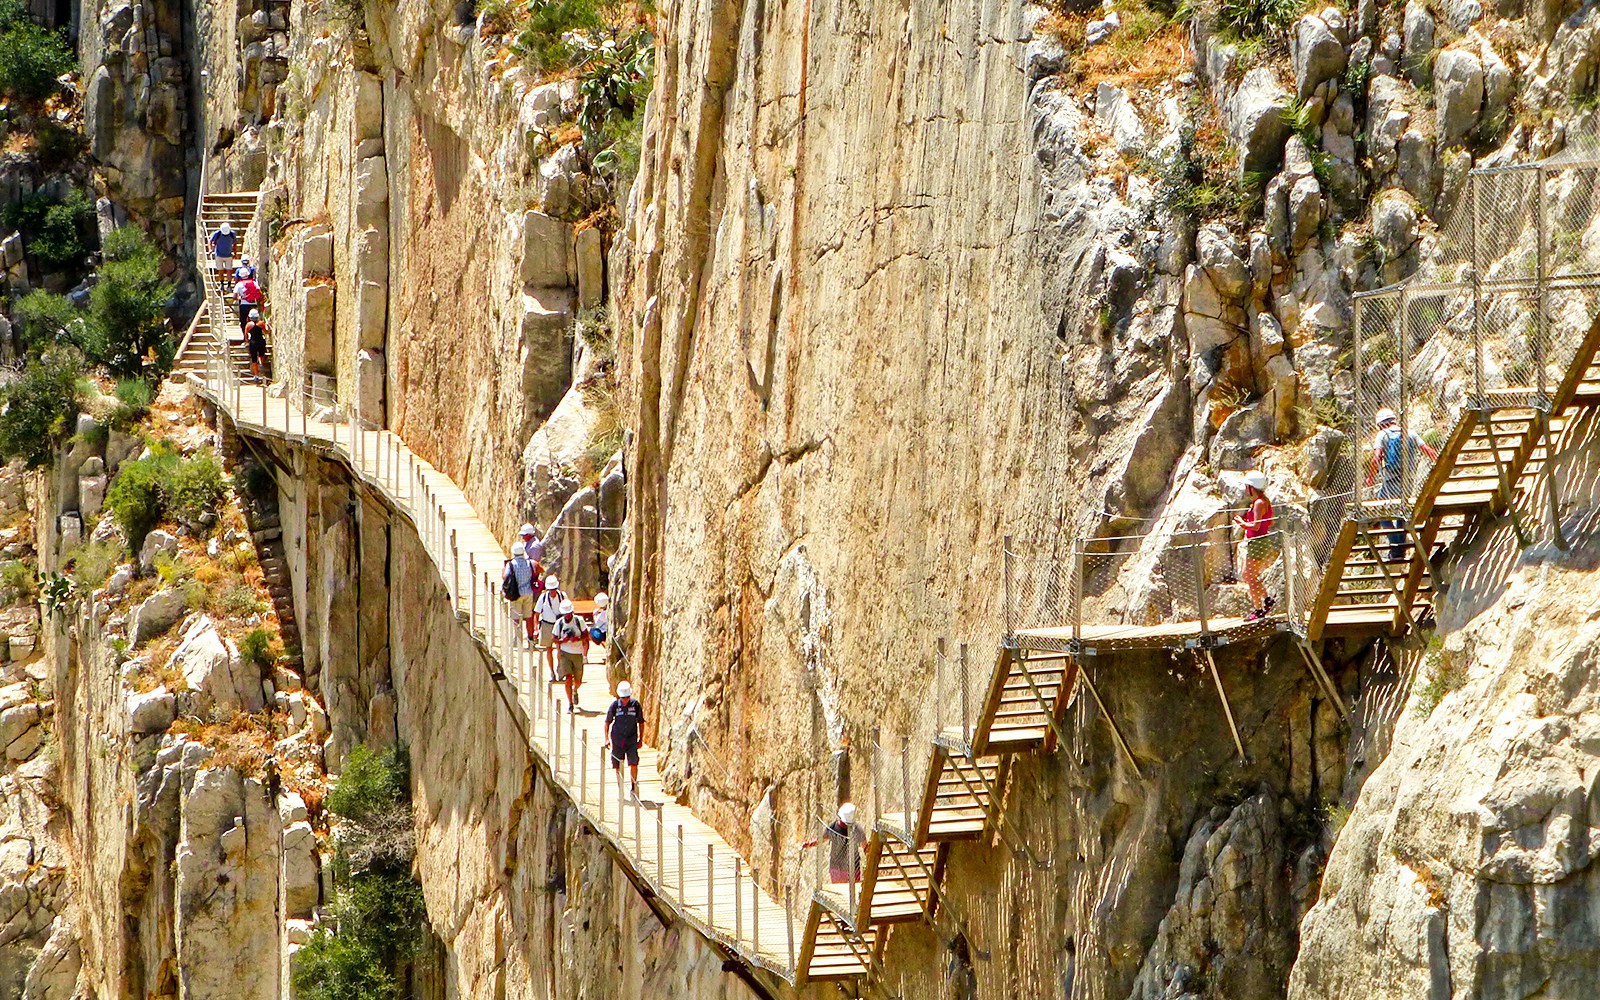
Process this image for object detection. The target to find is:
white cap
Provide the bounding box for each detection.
[545,575,559,589]
[519,522,536,536]
[219,221,232,233]
[838,802,857,824]
[1375,407,1398,426]
[1243,470,1268,491]
[240,255,250,263]
[559,598,574,614]
[249,308,261,318]
[512,540,526,556]
[617,681,633,698]
[594,591,609,608]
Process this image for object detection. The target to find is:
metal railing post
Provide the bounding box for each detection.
[469,554,478,631]
[735,858,744,942]
[655,807,663,884]
[1192,538,1210,635]
[900,736,911,830]
[451,530,461,613]
[960,641,971,746]
[871,725,881,821]
[1003,534,1013,639]
[1398,288,1413,497]
[753,875,761,952]
[1471,175,1485,404]
[785,887,795,970]
[1071,538,1084,645]
[677,825,685,902]
[1535,164,1549,402]
[1353,297,1366,510]
[581,731,589,805]
[707,845,715,921]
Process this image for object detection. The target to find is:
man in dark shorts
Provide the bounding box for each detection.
[244,309,269,382]
[604,681,645,801]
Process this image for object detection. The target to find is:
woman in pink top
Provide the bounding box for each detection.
[1232,470,1278,621]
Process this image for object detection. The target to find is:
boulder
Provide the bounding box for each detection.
[1292,15,1347,99]
[1402,0,1435,84]
[537,144,582,218]
[1095,83,1147,154]
[173,616,264,714]
[1434,48,1484,145]
[1226,69,1293,177]
[131,588,187,645]
[1303,427,1348,488]
[127,687,176,733]
[281,821,319,918]
[1289,175,1325,252]
[55,515,80,554]
[575,226,604,309]
[1197,224,1250,299]
[79,475,106,520]
[138,529,178,573]
[521,211,574,288]
[1367,75,1412,176]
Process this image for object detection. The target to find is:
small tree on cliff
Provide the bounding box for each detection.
[0,344,84,468]
[90,226,176,381]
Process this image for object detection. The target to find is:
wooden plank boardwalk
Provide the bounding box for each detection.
[184,372,806,982]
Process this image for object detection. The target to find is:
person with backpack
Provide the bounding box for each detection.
[501,540,536,645]
[604,680,645,800]
[590,591,609,646]
[553,598,588,711]
[208,222,237,290]
[243,309,269,382]
[1233,470,1278,621]
[1364,408,1438,561]
[233,256,256,282]
[535,574,566,681]
[232,274,264,330]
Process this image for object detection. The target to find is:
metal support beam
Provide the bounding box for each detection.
[1201,649,1246,762]
[1539,408,1569,550]
[1075,662,1143,780]
[1295,639,1351,725]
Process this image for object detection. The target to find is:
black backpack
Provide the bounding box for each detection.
[501,560,520,600]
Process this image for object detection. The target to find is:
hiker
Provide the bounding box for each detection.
[502,540,536,645]
[208,222,237,289]
[233,256,256,283]
[1233,470,1278,621]
[553,598,588,711]
[604,680,645,801]
[1364,408,1439,561]
[232,273,264,330]
[535,574,567,681]
[590,591,609,646]
[803,803,863,885]
[243,309,269,382]
[519,522,545,565]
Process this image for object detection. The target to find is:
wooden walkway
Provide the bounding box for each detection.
[186,373,806,982]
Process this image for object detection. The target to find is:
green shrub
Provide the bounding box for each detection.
[0,345,85,468]
[1216,0,1305,39]
[91,226,175,380]
[328,744,410,825]
[290,932,394,1000]
[230,461,274,504]
[238,626,277,668]
[113,378,154,413]
[31,119,85,169]
[67,538,122,590]
[0,19,74,101]
[511,0,604,71]
[166,452,224,529]
[103,449,176,553]
[13,289,79,354]
[220,583,265,617]
[0,560,33,604]
[2,191,92,273]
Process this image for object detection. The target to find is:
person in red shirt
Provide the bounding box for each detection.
[232,276,264,330]
[1233,470,1278,621]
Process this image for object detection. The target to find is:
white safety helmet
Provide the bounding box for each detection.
[594,591,609,609]
[249,308,261,319]
[1243,470,1268,492]
[546,574,559,589]
[240,255,250,264]
[617,681,633,698]
[219,221,232,233]
[838,802,857,824]
[1375,407,1398,427]
[519,522,537,537]
[512,540,526,557]
[558,598,574,614]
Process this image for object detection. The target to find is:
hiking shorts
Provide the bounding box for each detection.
[247,340,267,362]
[508,594,533,619]
[215,255,235,270]
[557,650,585,682]
[539,621,555,647]
[1245,534,1281,562]
[610,739,639,766]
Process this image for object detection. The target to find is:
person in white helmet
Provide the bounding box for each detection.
[518,522,546,565]
[803,803,864,884]
[534,574,567,681]
[208,221,237,290]
[589,591,609,646]
[553,597,588,709]
[501,540,536,642]
[233,255,256,283]
[604,679,644,799]
[1364,408,1437,560]
[1232,470,1277,621]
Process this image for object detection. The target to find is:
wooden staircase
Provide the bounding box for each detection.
[173,301,252,380]
[1308,315,1600,641]
[797,648,1062,987]
[189,192,270,380]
